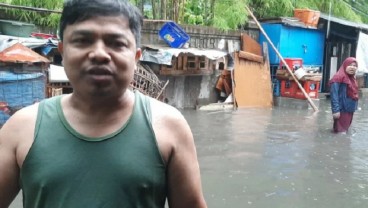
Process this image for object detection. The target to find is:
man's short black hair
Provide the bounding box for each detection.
[59,0,143,47]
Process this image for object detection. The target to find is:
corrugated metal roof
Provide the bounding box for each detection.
[319,13,368,31]
[0,43,50,63]
[260,14,368,31]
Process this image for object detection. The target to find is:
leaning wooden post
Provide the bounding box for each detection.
[245,5,318,112]
[155,80,170,100]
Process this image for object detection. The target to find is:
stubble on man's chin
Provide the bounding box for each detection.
[89,86,129,99]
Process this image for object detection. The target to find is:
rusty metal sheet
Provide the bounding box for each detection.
[0,43,50,63]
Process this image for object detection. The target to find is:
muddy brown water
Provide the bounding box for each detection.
[10,97,368,208]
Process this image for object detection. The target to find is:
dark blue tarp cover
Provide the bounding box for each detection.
[0,71,45,125]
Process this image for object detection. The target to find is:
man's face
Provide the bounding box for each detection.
[59,15,141,98]
[345,62,357,76]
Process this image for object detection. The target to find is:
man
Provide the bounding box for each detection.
[0,0,207,207]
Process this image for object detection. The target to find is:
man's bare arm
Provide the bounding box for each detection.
[152,101,207,208]
[0,104,37,208]
[0,117,21,207]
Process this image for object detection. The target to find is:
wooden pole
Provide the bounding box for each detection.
[245,5,318,112]
[0,3,61,14]
[156,80,170,100]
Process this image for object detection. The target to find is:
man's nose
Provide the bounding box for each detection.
[88,41,111,63]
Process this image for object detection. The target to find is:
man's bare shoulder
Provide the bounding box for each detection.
[149,98,185,123]
[149,98,192,145]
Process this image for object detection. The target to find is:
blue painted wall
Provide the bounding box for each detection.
[259,23,325,65]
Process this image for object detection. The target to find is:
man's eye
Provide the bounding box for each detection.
[106,40,127,48]
[115,42,127,47]
[72,38,91,44]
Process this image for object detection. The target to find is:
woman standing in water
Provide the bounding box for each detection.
[329,57,359,133]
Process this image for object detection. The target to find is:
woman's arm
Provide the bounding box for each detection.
[330,82,341,114]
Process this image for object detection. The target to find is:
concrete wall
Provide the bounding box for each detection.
[158,71,221,109]
[142,20,259,49]
[142,20,241,49]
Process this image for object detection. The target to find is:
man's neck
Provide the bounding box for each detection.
[59,90,135,137]
[67,90,134,116]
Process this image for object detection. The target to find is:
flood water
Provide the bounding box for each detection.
[186,96,368,208]
[10,96,368,208]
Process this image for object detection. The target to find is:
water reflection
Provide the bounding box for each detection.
[183,97,368,208]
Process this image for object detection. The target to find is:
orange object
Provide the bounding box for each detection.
[294,9,320,27]
[294,80,320,100]
[0,43,50,63]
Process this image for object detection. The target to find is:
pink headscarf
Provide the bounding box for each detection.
[329,57,359,100]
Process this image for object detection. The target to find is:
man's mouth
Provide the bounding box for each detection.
[87,67,113,76]
[86,67,114,83]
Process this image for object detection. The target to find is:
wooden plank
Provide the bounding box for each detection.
[178,55,183,70]
[241,34,262,56]
[183,55,188,71]
[238,50,263,63]
[233,51,273,108]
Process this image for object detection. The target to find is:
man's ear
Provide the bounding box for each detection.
[135,48,142,62]
[58,42,64,57]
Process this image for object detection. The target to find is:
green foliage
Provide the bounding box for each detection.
[249,0,294,18]
[183,0,208,25]
[212,0,248,30]
[180,0,368,30]
[331,0,362,22]
[295,0,362,23]
[0,0,62,28]
[1,0,368,31]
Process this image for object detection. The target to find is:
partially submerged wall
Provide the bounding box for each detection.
[158,72,221,109]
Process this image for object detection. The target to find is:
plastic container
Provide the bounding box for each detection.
[280,80,297,98]
[159,21,190,48]
[280,58,303,72]
[0,19,35,37]
[294,9,320,27]
[294,80,320,100]
[294,67,306,80]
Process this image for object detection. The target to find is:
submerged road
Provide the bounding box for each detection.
[10,96,368,208]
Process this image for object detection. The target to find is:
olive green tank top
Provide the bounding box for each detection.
[20,91,167,208]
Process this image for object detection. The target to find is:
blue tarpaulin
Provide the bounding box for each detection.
[0,71,45,125]
[0,71,44,82]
